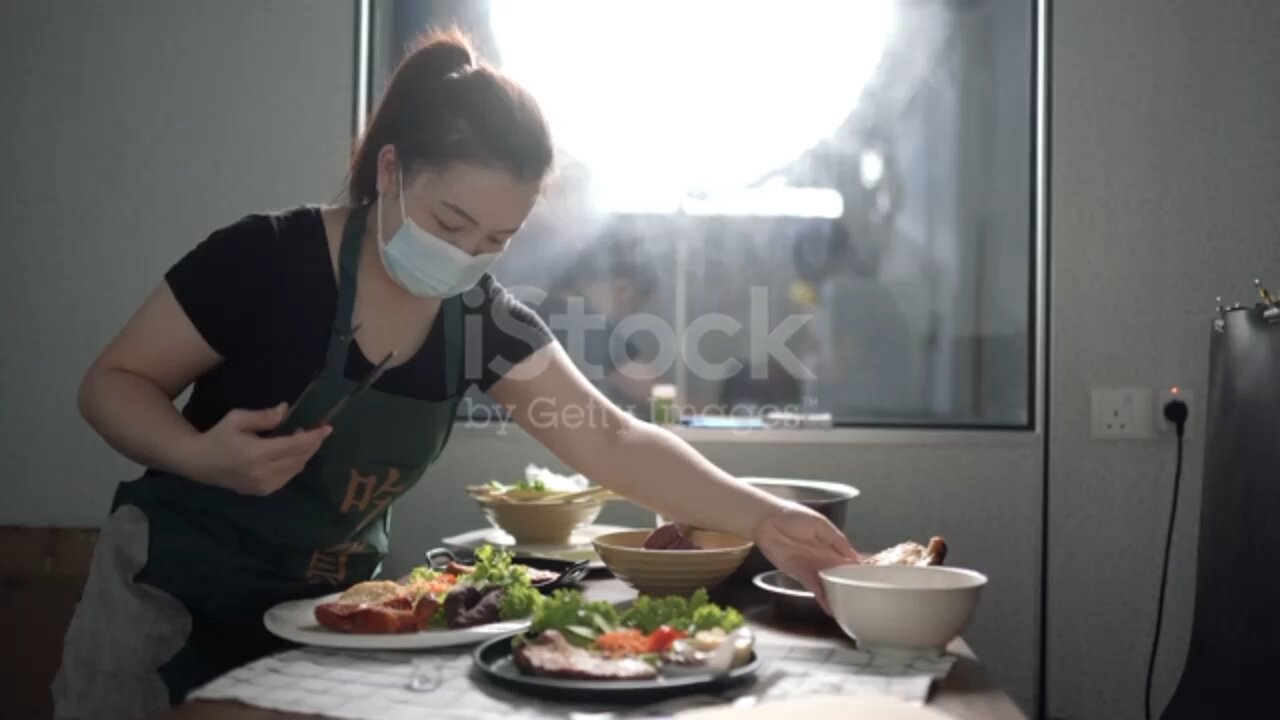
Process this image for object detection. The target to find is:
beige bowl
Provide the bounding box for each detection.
[592,529,753,597]
[479,499,604,545]
[819,564,987,650]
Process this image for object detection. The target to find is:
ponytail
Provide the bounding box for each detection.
[347,27,553,206]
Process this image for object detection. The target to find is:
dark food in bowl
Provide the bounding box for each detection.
[643,523,701,550]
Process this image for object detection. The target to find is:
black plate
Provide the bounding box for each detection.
[472,633,760,703]
[424,548,591,592]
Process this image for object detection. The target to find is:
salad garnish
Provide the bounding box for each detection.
[514,587,752,680]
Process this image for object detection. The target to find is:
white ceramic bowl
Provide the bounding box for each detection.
[819,564,988,650]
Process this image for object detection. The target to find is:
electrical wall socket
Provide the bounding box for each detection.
[1157,385,1193,435]
[1091,388,1156,439]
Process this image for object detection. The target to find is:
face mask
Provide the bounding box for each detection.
[375,171,502,298]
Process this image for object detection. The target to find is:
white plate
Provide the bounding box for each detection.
[441,524,632,569]
[263,593,530,650]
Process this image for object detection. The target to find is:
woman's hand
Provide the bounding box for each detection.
[488,344,859,604]
[183,403,332,495]
[753,503,861,614]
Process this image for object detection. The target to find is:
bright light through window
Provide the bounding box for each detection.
[381,0,1038,428]
[490,0,895,209]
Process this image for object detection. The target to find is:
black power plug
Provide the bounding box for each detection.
[1163,398,1189,437]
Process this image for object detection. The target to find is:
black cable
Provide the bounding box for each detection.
[1146,400,1188,720]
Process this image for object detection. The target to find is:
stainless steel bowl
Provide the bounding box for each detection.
[737,477,859,578]
[753,570,829,623]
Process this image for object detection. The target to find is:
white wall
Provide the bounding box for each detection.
[1048,1,1280,719]
[0,0,355,526]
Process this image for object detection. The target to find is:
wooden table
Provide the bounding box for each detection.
[168,578,1025,720]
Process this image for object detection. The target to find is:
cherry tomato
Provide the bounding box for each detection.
[646,625,688,652]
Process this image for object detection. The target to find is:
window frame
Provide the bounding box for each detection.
[353,0,1049,438]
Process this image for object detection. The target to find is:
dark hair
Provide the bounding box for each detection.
[348,28,554,206]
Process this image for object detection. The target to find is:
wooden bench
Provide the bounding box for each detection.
[0,527,100,720]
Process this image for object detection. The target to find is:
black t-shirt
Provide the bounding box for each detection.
[165,205,554,432]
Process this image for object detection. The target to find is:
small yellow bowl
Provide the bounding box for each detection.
[478,499,605,545]
[592,529,754,597]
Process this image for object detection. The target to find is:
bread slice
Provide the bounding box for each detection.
[336,580,406,605]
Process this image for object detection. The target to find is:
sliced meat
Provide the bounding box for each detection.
[643,523,700,551]
[443,584,504,629]
[513,630,658,680]
[314,596,439,634]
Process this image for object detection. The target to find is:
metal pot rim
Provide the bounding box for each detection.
[741,477,861,504]
[752,570,816,599]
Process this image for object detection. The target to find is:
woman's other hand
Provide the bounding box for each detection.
[753,503,860,614]
[184,404,331,495]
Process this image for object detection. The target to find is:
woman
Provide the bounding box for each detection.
[53,30,859,719]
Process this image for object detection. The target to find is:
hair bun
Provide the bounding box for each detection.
[410,27,476,79]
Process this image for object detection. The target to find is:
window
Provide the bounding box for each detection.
[370,0,1039,429]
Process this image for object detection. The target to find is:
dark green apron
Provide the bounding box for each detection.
[111,205,463,702]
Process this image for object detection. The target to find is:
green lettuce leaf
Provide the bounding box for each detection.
[618,588,743,634]
[530,589,620,647]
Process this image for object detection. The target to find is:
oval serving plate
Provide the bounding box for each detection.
[472,633,760,703]
[440,525,633,570]
[263,593,529,651]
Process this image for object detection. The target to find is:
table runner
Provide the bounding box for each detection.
[190,639,955,720]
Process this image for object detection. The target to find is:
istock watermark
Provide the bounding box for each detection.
[457,396,811,435]
[457,283,818,386]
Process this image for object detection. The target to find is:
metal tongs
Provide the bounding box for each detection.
[270,323,396,436]
[422,547,591,591]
